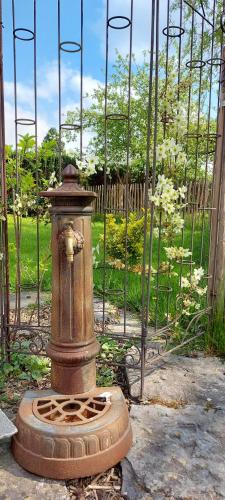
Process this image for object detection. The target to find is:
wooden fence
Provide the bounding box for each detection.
[87,181,212,214]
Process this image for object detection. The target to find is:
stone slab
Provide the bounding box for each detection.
[0,410,17,440]
[126,353,225,404]
[0,440,70,500]
[122,355,225,499]
[122,403,225,499]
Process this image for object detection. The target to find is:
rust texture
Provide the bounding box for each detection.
[12,164,132,479]
[12,388,132,479]
[42,165,100,394]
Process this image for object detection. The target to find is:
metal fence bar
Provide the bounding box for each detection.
[0,0,9,361]
[0,0,223,400]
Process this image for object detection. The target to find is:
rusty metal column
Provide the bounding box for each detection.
[41,164,99,394]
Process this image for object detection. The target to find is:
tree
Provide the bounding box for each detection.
[43,127,65,153]
[65,50,217,183]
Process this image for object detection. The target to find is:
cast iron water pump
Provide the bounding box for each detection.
[12,165,132,479]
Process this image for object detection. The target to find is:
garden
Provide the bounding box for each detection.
[1,0,225,498]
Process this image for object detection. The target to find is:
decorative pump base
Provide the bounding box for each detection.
[12,165,132,478]
[12,388,132,479]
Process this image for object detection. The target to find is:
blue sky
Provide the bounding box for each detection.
[2,0,157,148]
[3,0,107,147]
[2,1,217,149]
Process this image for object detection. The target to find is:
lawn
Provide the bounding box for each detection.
[8,213,210,326]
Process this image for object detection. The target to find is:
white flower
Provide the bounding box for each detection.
[196,286,207,296]
[156,143,167,161]
[88,155,99,166]
[165,246,192,260]
[178,185,187,199]
[172,213,184,232]
[181,277,191,289]
[192,267,204,285]
[49,171,58,186]
[170,143,182,156]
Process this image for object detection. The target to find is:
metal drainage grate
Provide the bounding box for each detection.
[33,395,111,425]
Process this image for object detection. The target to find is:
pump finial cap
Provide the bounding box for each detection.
[62,164,79,183]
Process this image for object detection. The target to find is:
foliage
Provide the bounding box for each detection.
[1,349,50,383]
[65,50,216,183]
[42,127,64,153]
[104,212,149,266]
[96,336,133,386]
[99,175,208,332]
[149,174,187,239]
[206,275,225,354]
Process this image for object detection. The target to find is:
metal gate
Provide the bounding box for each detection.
[0,0,224,398]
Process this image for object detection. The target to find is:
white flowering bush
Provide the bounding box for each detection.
[76,155,105,178]
[11,193,36,217]
[165,246,192,261]
[149,174,187,239]
[149,175,207,327]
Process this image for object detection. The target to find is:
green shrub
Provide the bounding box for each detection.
[105,211,149,265]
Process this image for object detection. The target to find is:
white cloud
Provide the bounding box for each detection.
[94,0,152,63]
[4,100,51,146]
[4,61,102,147]
[4,81,34,108]
[37,60,102,102]
[94,0,175,63]
[70,73,102,95]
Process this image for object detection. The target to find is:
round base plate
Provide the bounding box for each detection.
[12,387,132,479]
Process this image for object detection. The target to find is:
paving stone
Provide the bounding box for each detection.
[9,291,50,309]
[126,353,225,404]
[0,410,17,440]
[122,403,225,499]
[0,440,70,500]
[122,355,225,499]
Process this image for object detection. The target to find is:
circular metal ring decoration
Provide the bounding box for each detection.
[186,59,206,69]
[185,132,220,140]
[153,284,173,293]
[175,259,195,266]
[15,118,35,126]
[185,132,205,139]
[106,113,128,120]
[13,28,35,41]
[208,132,221,139]
[108,16,131,30]
[60,123,81,131]
[162,25,185,38]
[207,57,225,67]
[105,288,124,296]
[60,41,82,53]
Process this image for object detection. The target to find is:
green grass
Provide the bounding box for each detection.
[8,214,210,327]
[7,216,105,292]
[8,215,52,291]
[93,214,210,325]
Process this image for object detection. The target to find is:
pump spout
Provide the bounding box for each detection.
[60,222,84,264]
[64,224,77,263]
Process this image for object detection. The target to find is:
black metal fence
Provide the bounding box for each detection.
[0,0,224,398]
